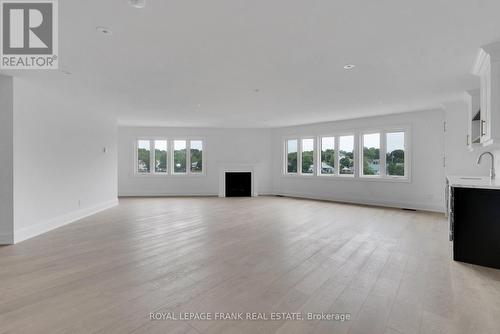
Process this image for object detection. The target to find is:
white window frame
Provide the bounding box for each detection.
[284,138,299,175]
[360,131,382,178]
[316,133,356,177]
[134,137,206,177]
[171,139,189,175]
[282,125,411,183]
[318,136,336,176]
[171,138,206,176]
[300,137,316,176]
[283,137,316,176]
[152,139,169,175]
[383,128,409,180]
[336,133,356,178]
[358,126,411,181]
[188,139,205,175]
[135,138,169,176]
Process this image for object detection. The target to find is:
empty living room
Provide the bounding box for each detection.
[2,1,500,333]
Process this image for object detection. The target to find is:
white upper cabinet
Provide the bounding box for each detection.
[465,89,481,151]
[472,41,500,147]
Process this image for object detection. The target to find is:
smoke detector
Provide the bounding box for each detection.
[130,0,146,8]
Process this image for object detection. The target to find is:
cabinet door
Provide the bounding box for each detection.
[466,89,480,150]
[453,187,500,269]
[479,65,491,143]
[472,41,500,147]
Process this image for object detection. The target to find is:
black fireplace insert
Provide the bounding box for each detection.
[225,172,251,197]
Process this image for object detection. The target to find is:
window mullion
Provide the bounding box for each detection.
[187,140,191,175]
[166,139,170,174]
[135,140,138,173]
[333,136,340,175]
[381,131,387,178]
[313,138,317,176]
[170,140,174,174]
[150,140,155,174]
[284,141,288,174]
[298,138,303,175]
[405,131,408,178]
[316,137,320,176]
[357,131,361,177]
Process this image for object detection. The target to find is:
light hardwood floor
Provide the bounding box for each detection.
[1,196,500,334]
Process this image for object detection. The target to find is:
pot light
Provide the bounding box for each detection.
[130,0,146,8]
[96,26,112,35]
[343,64,356,70]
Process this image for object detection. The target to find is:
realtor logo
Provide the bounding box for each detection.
[1,0,58,69]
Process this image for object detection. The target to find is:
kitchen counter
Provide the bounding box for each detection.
[447,175,500,190]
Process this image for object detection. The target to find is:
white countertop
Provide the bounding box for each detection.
[447,175,500,190]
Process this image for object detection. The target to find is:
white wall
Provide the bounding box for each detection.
[3,74,495,245]
[270,110,446,212]
[12,78,118,243]
[119,110,449,212]
[118,127,273,196]
[0,76,14,244]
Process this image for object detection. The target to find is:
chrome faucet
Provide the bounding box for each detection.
[477,151,496,180]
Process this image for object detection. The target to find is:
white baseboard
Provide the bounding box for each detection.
[271,191,445,213]
[119,192,218,197]
[119,190,274,197]
[0,232,14,245]
[256,189,273,196]
[14,198,119,244]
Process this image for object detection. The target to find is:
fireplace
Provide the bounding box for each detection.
[225,172,252,197]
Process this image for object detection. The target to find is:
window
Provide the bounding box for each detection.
[286,139,298,173]
[386,132,405,177]
[282,128,409,181]
[136,138,205,176]
[190,140,203,173]
[137,140,151,173]
[359,130,408,179]
[173,140,187,173]
[320,137,335,175]
[154,140,167,173]
[362,133,380,176]
[338,135,354,175]
[301,138,314,174]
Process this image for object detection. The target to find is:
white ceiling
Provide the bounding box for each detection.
[3,0,500,127]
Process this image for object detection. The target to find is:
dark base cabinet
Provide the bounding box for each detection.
[452,187,500,270]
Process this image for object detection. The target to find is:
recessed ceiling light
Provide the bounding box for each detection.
[96,26,112,35]
[129,0,146,8]
[343,64,356,70]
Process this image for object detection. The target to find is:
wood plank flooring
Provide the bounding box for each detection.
[1,196,500,334]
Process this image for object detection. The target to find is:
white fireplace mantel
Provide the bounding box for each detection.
[218,163,259,197]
